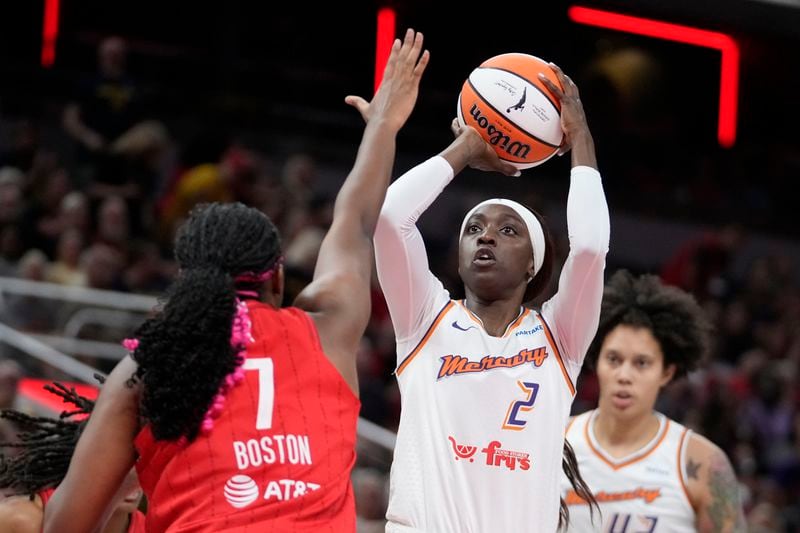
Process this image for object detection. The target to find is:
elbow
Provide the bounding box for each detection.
[376,193,412,237]
[374,210,399,244]
[570,226,609,258]
[377,188,405,228]
[570,213,610,257]
[569,236,609,264]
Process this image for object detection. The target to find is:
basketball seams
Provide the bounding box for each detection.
[464,78,560,150]
[479,66,561,113]
[467,67,563,145]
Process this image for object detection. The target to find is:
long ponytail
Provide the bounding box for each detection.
[132,267,240,441]
[130,202,281,441]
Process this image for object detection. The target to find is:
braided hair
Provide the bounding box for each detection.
[131,202,281,441]
[0,381,98,496]
[585,270,713,378]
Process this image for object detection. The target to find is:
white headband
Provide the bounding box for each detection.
[459,199,546,275]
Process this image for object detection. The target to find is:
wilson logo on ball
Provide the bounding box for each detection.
[466,102,531,159]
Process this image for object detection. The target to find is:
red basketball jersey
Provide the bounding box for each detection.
[135,303,360,532]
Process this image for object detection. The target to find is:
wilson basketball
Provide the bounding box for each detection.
[457,53,564,169]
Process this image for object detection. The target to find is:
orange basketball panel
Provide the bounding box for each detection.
[459,81,559,166]
[481,53,563,111]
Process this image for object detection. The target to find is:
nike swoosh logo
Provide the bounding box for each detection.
[451,321,476,332]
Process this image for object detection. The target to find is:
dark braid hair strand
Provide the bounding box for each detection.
[0,378,101,497]
[131,202,281,441]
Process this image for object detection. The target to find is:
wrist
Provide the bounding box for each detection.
[366,116,401,134]
[440,134,476,174]
[569,131,597,169]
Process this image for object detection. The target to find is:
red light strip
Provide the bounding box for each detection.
[374,7,396,93]
[568,5,739,148]
[41,0,60,68]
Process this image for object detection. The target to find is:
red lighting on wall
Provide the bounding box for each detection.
[19,378,99,418]
[41,0,60,68]
[374,7,396,93]
[568,5,739,148]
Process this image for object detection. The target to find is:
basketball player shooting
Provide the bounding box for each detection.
[365,63,610,532]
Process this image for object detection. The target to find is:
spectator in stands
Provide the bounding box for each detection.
[46,229,87,287]
[62,37,143,159]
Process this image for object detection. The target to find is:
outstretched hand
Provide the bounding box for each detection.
[538,63,591,157]
[345,29,430,132]
[450,118,520,177]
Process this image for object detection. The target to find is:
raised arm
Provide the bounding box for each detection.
[375,123,519,350]
[294,29,429,389]
[538,64,610,382]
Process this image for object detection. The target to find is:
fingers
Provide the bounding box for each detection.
[400,30,429,77]
[547,62,580,99]
[397,28,417,64]
[538,72,564,101]
[382,38,402,79]
[414,49,430,77]
[403,27,414,48]
[344,95,369,122]
[344,95,367,108]
[450,117,462,137]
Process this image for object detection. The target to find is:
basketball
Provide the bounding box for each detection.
[457,53,564,169]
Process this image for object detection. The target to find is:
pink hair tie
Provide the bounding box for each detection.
[236,290,259,298]
[200,417,215,435]
[234,256,284,284]
[199,297,255,437]
[122,338,139,351]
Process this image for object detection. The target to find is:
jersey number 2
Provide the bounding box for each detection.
[502,381,539,431]
[243,358,275,430]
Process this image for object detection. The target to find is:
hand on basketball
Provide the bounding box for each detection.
[538,63,589,157]
[345,28,430,132]
[450,118,520,177]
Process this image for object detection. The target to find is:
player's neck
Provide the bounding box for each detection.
[463,296,523,337]
[263,292,281,308]
[593,408,661,458]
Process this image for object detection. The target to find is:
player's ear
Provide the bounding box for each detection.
[660,363,676,387]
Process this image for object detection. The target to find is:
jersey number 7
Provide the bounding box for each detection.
[243,358,275,430]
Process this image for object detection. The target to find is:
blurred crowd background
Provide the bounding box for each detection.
[1,1,799,531]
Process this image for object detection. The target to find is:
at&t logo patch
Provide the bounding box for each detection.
[224,475,260,508]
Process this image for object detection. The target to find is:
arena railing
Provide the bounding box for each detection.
[0,276,397,451]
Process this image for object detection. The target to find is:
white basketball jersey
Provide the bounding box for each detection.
[386,297,577,533]
[561,410,696,533]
